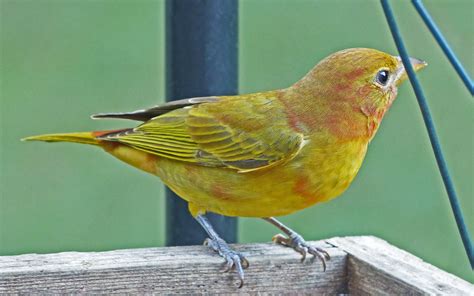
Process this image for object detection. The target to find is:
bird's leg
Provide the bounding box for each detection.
[263,217,330,270]
[195,214,249,288]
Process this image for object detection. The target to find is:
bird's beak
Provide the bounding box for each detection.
[394,56,427,85]
[407,56,428,72]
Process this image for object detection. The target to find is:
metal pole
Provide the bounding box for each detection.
[412,0,474,95]
[165,0,238,246]
[381,0,474,269]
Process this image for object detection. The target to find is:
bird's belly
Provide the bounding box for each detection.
[153,140,368,217]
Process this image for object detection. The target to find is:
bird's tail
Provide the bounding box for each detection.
[21,130,124,146]
[22,129,158,175]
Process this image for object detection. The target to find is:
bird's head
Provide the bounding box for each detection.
[305,47,426,108]
[289,48,427,139]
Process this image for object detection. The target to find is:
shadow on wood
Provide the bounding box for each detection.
[0,236,472,294]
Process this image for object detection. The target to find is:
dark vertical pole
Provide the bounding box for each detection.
[165,0,238,246]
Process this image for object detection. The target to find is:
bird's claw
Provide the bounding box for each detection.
[204,238,249,288]
[272,233,330,271]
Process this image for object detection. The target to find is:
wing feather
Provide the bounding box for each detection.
[92,96,219,121]
[99,92,304,172]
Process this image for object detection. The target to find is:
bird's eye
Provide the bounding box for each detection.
[375,70,389,86]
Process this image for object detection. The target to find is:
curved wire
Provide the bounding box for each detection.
[412,0,473,95]
[381,0,474,269]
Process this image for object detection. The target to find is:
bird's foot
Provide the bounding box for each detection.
[272,233,330,271]
[204,237,249,288]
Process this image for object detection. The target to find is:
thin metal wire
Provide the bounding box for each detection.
[381,0,474,269]
[412,0,474,95]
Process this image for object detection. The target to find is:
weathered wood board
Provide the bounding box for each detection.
[328,236,474,295]
[0,241,346,294]
[1,236,472,294]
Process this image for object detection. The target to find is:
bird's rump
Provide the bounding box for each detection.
[98,93,305,172]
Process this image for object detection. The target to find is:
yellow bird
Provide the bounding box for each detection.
[24,48,426,287]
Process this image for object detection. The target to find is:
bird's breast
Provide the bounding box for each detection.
[289,137,368,206]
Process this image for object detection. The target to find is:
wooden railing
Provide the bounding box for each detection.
[1,236,472,294]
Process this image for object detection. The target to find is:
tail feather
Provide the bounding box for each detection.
[22,129,160,175]
[21,130,126,146]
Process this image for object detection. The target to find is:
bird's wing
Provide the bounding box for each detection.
[91,96,220,121]
[98,93,304,172]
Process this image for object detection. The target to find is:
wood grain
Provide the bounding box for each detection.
[328,236,474,295]
[0,241,347,294]
[2,236,472,294]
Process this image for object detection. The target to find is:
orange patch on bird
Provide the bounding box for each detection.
[211,184,234,201]
[282,109,301,131]
[92,129,126,138]
[102,142,158,175]
[357,84,373,97]
[325,114,342,137]
[335,83,351,93]
[277,97,304,132]
[343,68,365,80]
[100,141,120,152]
[286,110,304,132]
[293,175,314,200]
[325,111,364,140]
[145,153,159,173]
[367,120,378,139]
[361,105,385,140]
[362,104,386,121]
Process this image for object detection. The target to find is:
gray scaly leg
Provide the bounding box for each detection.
[195,214,249,288]
[263,217,330,271]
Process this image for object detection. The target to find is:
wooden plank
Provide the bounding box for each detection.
[0,241,347,294]
[328,236,474,295]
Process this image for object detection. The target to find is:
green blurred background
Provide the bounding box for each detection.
[1,0,472,282]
